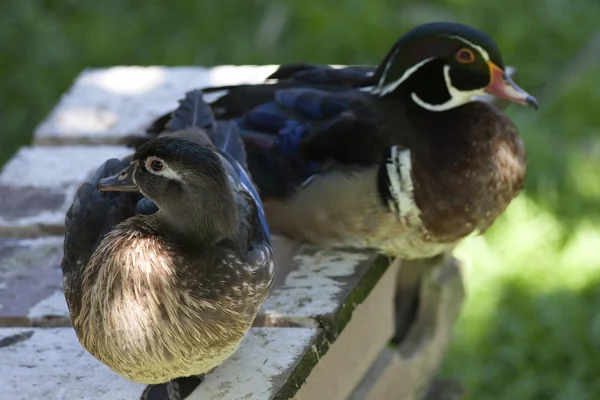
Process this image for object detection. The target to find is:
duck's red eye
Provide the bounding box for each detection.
[147,158,164,172]
[456,48,475,63]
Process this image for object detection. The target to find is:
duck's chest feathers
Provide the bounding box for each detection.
[408,102,526,242]
[74,221,257,383]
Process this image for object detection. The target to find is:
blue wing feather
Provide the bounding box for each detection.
[219,151,271,243]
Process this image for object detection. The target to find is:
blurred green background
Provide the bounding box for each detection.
[2,0,600,399]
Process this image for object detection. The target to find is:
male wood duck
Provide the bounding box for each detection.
[146,22,537,260]
[62,90,274,400]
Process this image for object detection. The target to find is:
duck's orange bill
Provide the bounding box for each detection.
[485,62,538,109]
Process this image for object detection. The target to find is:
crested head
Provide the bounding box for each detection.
[368,22,537,111]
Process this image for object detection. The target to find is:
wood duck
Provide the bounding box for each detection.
[62,90,274,400]
[146,21,537,260]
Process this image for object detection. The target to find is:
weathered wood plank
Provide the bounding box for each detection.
[0,327,320,400]
[258,236,391,338]
[0,234,391,338]
[0,146,131,237]
[291,260,398,400]
[348,256,465,400]
[33,66,279,145]
[32,65,516,146]
[0,237,67,327]
[0,236,396,398]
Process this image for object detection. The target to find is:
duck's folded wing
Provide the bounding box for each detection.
[219,151,270,244]
[239,87,383,164]
[218,151,275,292]
[62,158,137,314]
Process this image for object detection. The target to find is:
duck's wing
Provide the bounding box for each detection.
[216,150,275,294]
[203,63,376,119]
[145,64,376,136]
[229,86,391,201]
[61,158,139,316]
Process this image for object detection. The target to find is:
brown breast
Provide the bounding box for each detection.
[411,101,526,242]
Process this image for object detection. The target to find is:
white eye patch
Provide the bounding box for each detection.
[144,156,183,182]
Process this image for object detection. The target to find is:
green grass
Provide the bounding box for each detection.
[3,1,600,398]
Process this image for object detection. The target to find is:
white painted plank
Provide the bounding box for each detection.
[34,65,279,145]
[0,237,68,326]
[261,244,378,327]
[0,146,131,237]
[188,327,319,400]
[0,327,319,400]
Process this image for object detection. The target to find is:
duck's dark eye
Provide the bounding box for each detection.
[147,158,164,172]
[456,48,475,64]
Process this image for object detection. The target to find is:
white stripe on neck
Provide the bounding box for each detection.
[366,57,435,96]
[385,146,419,221]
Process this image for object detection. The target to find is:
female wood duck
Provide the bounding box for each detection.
[146,22,537,260]
[62,90,274,400]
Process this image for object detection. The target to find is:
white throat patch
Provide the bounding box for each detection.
[411,65,485,111]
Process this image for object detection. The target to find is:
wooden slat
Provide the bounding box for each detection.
[349,257,465,400]
[33,66,279,145]
[0,146,132,237]
[0,327,321,400]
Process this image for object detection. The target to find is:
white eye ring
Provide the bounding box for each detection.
[145,157,165,174]
[143,156,184,182]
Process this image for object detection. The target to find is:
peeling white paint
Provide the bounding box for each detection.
[0,146,132,188]
[0,327,145,400]
[0,327,317,400]
[189,327,318,400]
[0,210,65,230]
[33,65,348,145]
[262,248,372,317]
[7,236,64,248]
[27,291,69,320]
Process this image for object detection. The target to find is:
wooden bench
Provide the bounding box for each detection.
[0,66,469,400]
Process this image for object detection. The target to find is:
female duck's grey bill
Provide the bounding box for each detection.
[97,163,139,192]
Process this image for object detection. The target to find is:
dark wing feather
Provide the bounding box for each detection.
[219,152,270,244]
[62,158,139,316]
[229,87,383,199]
[166,89,215,132]
[217,151,275,295]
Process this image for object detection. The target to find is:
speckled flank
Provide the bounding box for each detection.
[261,247,372,323]
[188,328,319,400]
[33,65,280,145]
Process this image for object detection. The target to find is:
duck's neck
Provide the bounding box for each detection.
[155,184,239,246]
